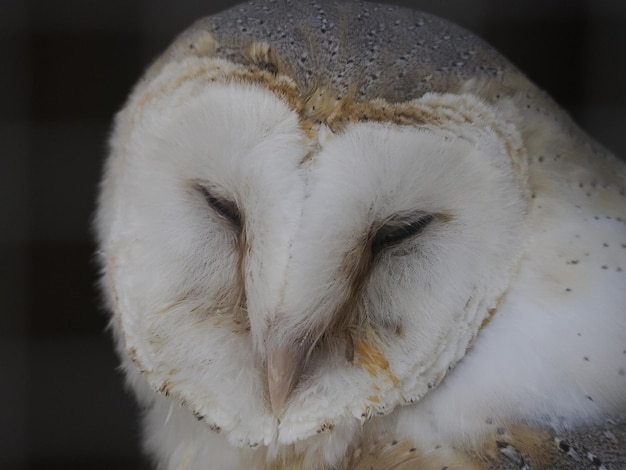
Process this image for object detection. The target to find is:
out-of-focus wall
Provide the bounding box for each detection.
[1,1,623,468]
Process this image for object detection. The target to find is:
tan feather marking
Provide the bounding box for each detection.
[326,99,441,133]
[355,325,399,385]
[299,150,316,165]
[449,422,561,469]
[303,85,356,123]
[243,41,283,75]
[478,293,506,332]
[490,424,555,468]
[345,440,487,470]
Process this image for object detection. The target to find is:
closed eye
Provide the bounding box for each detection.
[372,214,434,253]
[198,185,242,229]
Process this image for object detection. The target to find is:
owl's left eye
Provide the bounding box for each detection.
[372,214,434,252]
[198,185,242,229]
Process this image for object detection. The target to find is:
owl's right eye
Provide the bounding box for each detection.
[372,214,434,253]
[198,185,242,229]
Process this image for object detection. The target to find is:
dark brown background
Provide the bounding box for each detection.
[1,0,624,468]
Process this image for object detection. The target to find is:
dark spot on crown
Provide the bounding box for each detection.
[559,441,570,453]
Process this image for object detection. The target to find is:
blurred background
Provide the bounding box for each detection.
[1,0,624,468]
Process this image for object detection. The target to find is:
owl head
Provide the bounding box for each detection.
[96,48,529,448]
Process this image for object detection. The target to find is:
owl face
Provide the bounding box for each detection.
[97,57,529,446]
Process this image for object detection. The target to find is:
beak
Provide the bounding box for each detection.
[267,341,307,417]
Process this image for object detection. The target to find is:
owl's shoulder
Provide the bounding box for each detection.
[487,417,626,470]
[347,417,626,470]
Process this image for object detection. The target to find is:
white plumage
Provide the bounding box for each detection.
[96,1,626,468]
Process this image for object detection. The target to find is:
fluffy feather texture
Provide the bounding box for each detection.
[96,1,626,469]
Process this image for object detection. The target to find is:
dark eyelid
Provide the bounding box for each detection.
[372,214,434,252]
[198,185,242,228]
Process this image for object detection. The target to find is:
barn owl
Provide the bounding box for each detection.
[95,0,626,468]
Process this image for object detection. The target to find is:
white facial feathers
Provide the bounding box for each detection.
[98,55,530,446]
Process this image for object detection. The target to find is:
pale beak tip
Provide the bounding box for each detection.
[267,345,302,418]
[269,390,287,418]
